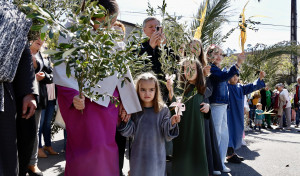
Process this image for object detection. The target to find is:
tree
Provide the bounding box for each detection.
[191,0,231,48]
[222,41,300,88]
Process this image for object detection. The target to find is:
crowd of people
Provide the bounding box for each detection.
[1,0,300,176]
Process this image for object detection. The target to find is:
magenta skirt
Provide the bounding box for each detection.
[57,85,119,176]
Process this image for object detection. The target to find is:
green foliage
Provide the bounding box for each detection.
[22,0,147,103]
[223,41,300,88]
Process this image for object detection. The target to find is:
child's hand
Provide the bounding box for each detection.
[119,104,131,123]
[171,115,181,125]
[166,79,173,92]
[200,103,210,113]
[259,71,266,80]
[203,65,211,77]
[73,94,85,110]
[120,109,131,123]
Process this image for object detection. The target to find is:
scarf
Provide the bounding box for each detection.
[0,1,32,111]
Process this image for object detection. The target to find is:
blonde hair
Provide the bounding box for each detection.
[256,103,262,107]
[135,72,164,113]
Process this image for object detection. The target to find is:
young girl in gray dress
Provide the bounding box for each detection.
[118,72,180,176]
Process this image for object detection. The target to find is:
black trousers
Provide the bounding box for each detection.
[16,108,36,176]
[0,83,36,176]
[0,84,18,176]
[115,131,126,176]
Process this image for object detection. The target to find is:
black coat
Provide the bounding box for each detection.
[35,52,53,109]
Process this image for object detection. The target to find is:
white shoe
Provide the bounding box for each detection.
[213,171,221,175]
[242,139,247,146]
[222,167,231,173]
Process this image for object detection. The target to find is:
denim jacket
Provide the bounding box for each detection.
[209,64,239,104]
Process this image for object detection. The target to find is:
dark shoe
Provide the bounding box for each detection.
[166,155,172,162]
[227,155,241,164]
[276,127,283,130]
[236,154,244,161]
[28,169,43,176]
[267,125,273,129]
[262,125,267,129]
[28,165,43,176]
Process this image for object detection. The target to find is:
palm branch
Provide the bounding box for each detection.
[191,0,231,49]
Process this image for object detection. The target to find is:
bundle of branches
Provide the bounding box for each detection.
[21,0,148,103]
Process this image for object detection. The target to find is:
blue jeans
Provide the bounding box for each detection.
[296,109,300,125]
[39,100,56,148]
[211,104,228,169]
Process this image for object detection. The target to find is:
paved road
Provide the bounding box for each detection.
[38,125,300,176]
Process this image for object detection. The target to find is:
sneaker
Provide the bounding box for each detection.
[222,166,231,173]
[227,155,241,164]
[213,171,221,175]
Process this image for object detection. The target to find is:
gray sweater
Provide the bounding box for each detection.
[119,106,179,176]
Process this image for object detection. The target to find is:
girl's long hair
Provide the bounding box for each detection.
[179,58,206,95]
[135,72,164,113]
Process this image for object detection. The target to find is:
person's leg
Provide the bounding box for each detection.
[278,114,283,128]
[16,111,36,176]
[296,109,300,127]
[218,105,229,170]
[39,109,46,148]
[28,109,43,175]
[285,107,292,128]
[115,131,126,176]
[0,86,18,176]
[43,100,56,147]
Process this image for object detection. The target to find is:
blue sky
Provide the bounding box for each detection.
[117,0,299,53]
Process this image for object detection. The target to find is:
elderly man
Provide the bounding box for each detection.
[139,17,178,102]
[276,83,292,130]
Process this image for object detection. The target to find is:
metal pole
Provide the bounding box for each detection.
[291,0,297,82]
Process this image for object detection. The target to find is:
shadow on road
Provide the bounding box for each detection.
[224,162,262,176]
[38,138,65,174]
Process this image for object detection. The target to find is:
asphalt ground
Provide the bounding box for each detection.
[38,125,300,176]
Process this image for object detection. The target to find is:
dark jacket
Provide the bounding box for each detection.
[139,40,179,102]
[35,52,53,109]
[209,64,239,104]
[294,85,300,109]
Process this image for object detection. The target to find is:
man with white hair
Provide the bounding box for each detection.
[276,83,292,130]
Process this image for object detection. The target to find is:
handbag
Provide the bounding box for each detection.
[54,105,66,129]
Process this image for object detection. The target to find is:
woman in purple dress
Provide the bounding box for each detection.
[53,1,142,176]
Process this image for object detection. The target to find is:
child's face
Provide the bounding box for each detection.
[184,62,197,83]
[212,48,224,65]
[138,80,156,106]
[229,75,239,85]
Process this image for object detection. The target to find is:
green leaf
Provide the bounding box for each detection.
[54,60,64,66]
[43,50,61,55]
[63,48,78,59]
[40,33,46,41]
[92,13,105,18]
[104,40,114,46]
[31,25,44,31]
[59,43,73,49]
[66,63,71,78]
